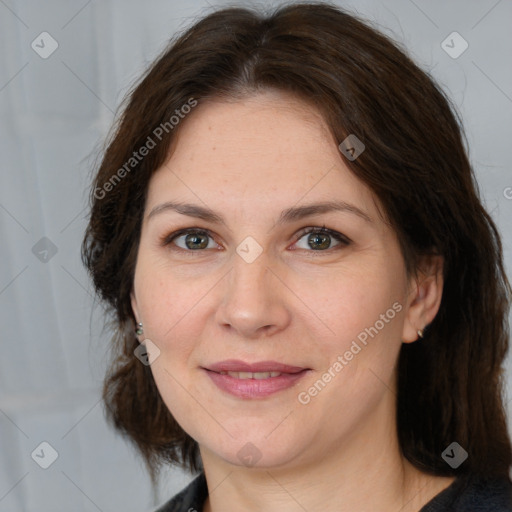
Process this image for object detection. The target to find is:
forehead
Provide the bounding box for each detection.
[146,92,379,220]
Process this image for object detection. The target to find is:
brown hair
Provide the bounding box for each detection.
[82,2,512,479]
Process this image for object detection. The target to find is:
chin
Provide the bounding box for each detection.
[196,423,311,470]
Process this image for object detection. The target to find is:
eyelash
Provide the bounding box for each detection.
[160,226,351,254]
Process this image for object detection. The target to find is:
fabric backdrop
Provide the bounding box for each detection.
[1,0,511,510]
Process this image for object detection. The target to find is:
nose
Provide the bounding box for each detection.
[215,251,292,339]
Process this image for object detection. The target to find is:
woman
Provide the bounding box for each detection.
[82,3,512,511]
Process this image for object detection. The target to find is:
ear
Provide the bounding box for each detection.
[401,254,444,343]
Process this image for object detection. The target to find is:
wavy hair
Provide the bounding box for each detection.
[82,2,512,479]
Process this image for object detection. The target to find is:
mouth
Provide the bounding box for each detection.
[202,360,311,398]
[216,370,284,379]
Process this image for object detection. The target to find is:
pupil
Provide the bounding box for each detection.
[308,232,330,250]
[186,233,208,250]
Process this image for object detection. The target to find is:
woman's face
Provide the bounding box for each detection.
[131,91,438,470]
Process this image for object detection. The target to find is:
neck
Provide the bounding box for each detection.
[199,395,455,512]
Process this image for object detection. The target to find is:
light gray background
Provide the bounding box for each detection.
[1,0,511,511]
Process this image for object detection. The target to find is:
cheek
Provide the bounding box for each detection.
[135,250,405,362]
[134,258,211,346]
[133,252,407,460]
[297,272,406,414]
[302,266,404,348]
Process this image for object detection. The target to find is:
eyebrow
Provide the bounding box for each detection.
[147,200,373,225]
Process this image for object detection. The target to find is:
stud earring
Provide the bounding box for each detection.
[135,322,143,336]
[417,328,424,339]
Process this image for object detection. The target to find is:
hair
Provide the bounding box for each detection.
[82,1,512,480]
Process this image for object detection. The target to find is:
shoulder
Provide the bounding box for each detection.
[153,473,208,512]
[420,475,512,511]
[151,472,512,511]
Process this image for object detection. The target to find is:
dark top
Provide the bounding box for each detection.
[154,472,512,511]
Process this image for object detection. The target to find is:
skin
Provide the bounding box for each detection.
[131,90,454,512]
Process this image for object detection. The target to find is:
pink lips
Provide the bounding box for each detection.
[203,359,310,399]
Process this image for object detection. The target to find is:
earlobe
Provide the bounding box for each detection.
[130,291,145,338]
[401,254,444,344]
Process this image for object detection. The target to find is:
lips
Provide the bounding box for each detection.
[205,360,307,374]
[220,371,282,379]
[203,359,310,399]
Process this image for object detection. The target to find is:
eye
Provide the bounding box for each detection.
[292,226,350,251]
[163,228,219,251]
[161,226,351,253]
